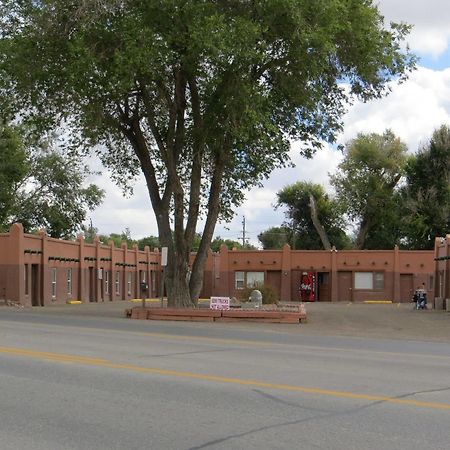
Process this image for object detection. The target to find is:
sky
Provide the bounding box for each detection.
[89,0,450,247]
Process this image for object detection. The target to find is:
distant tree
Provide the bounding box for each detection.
[210,236,245,252]
[258,226,291,250]
[399,125,450,249]
[276,182,350,249]
[330,130,408,249]
[99,228,137,249]
[0,122,104,238]
[137,235,160,251]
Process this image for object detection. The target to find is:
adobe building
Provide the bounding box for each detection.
[434,234,450,306]
[0,223,437,307]
[0,223,161,306]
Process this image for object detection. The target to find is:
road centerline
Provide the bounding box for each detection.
[1,345,450,411]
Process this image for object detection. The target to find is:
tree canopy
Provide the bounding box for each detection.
[0,0,415,306]
[330,130,408,249]
[399,125,450,249]
[258,226,291,250]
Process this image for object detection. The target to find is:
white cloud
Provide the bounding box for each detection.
[378,0,450,58]
[341,66,450,151]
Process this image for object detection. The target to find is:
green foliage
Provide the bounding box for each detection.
[276,181,351,249]
[239,283,279,305]
[258,226,291,250]
[137,235,160,251]
[0,122,104,238]
[210,236,244,252]
[0,122,28,230]
[399,125,450,249]
[330,130,408,249]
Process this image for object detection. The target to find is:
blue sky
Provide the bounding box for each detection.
[89,0,450,246]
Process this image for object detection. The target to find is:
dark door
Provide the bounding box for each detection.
[31,264,41,306]
[338,271,353,302]
[317,272,331,302]
[400,274,414,303]
[89,267,96,302]
[267,271,281,299]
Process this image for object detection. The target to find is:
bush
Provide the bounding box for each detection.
[238,283,279,305]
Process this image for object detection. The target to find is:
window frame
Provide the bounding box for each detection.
[354,271,384,290]
[51,268,57,298]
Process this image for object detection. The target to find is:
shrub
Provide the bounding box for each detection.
[238,283,279,305]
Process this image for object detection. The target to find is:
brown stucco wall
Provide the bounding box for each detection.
[0,224,437,306]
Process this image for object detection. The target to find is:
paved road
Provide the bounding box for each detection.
[1,303,450,449]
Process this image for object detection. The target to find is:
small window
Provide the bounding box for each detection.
[67,268,72,295]
[115,271,120,294]
[246,271,264,287]
[373,272,384,290]
[51,268,57,298]
[235,271,245,289]
[127,272,132,295]
[105,270,109,294]
[354,272,373,289]
[355,272,384,290]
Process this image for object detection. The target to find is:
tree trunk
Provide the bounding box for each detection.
[164,250,193,308]
[309,194,331,250]
[355,217,371,249]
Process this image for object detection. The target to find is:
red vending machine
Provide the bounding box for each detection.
[300,271,316,302]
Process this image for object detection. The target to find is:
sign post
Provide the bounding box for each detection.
[160,247,168,307]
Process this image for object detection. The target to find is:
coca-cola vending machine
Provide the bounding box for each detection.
[300,271,316,302]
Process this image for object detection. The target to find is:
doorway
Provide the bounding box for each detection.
[338,271,353,302]
[31,264,41,306]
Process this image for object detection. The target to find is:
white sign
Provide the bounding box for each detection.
[210,296,230,310]
[161,247,168,267]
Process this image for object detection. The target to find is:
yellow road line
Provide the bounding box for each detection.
[1,345,450,411]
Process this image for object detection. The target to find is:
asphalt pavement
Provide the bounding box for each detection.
[3,299,450,342]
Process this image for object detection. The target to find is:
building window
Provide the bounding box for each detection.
[51,268,57,298]
[151,271,156,295]
[246,272,264,287]
[115,271,120,294]
[105,270,109,294]
[235,271,245,289]
[127,272,132,295]
[373,272,384,290]
[67,268,72,295]
[355,272,384,290]
[24,264,29,295]
[235,271,265,289]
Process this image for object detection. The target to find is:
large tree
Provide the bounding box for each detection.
[330,130,408,249]
[0,0,414,306]
[276,181,350,249]
[399,125,450,249]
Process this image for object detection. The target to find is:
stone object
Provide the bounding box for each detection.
[242,289,262,309]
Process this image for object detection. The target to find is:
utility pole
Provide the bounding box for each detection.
[240,216,247,248]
